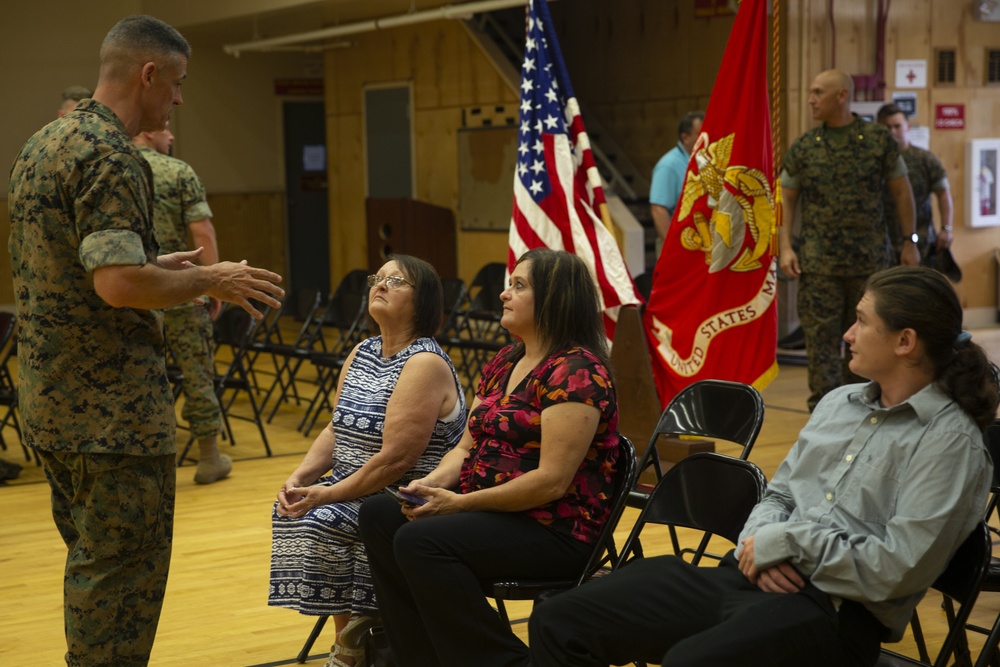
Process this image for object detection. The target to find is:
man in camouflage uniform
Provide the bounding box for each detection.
[877,103,954,263]
[133,124,229,485]
[778,70,918,411]
[8,15,283,666]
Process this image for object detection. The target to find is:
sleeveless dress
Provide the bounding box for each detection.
[269,336,466,615]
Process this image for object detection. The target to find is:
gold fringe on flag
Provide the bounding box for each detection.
[770,0,783,256]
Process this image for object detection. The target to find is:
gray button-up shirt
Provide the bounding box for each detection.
[739,381,991,641]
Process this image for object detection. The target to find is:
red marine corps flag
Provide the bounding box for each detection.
[509,0,642,339]
[643,0,778,406]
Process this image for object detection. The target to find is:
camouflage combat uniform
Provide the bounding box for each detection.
[883,144,949,261]
[8,99,176,667]
[138,145,221,439]
[782,115,906,410]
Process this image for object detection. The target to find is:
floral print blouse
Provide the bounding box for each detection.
[458,344,620,545]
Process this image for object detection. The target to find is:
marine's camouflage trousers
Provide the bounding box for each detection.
[164,306,221,438]
[798,273,869,411]
[37,450,175,667]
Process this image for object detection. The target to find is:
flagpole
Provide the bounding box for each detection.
[771,0,783,255]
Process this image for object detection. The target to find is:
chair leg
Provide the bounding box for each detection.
[973,609,1000,667]
[910,607,931,664]
[176,434,196,467]
[495,599,510,627]
[297,615,329,664]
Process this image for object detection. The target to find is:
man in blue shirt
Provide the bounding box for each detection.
[649,111,704,243]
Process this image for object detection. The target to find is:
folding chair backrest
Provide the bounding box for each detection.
[0,312,15,349]
[572,435,639,584]
[288,289,327,347]
[0,312,16,389]
[467,262,506,317]
[617,452,766,567]
[439,277,468,337]
[654,379,764,459]
[214,308,259,366]
[984,422,1000,493]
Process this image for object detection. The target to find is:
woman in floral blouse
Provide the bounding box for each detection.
[359,248,620,667]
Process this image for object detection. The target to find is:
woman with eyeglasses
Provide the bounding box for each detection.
[358,248,621,667]
[269,255,466,667]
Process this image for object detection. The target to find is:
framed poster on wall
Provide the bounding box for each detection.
[968,139,1000,227]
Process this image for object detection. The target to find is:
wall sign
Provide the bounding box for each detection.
[891,92,917,118]
[935,104,965,130]
[895,60,927,88]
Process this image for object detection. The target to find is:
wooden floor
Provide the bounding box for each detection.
[1,349,998,665]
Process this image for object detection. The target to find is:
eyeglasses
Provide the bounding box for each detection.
[367,274,414,290]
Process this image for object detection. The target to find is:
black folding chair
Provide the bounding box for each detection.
[484,435,638,626]
[178,308,270,464]
[464,262,507,342]
[615,451,766,569]
[629,379,764,509]
[966,423,1000,667]
[438,266,510,398]
[878,522,991,667]
[0,312,29,462]
[628,379,764,563]
[298,290,370,437]
[257,289,328,421]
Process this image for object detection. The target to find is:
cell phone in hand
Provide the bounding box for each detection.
[385,487,428,506]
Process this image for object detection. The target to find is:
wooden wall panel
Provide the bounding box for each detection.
[550,0,733,180]
[207,193,287,281]
[414,108,463,208]
[327,113,368,277]
[324,20,517,285]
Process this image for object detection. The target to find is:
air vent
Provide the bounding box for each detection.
[988,49,1000,83]
[937,49,956,84]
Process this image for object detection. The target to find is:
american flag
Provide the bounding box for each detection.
[508,0,642,338]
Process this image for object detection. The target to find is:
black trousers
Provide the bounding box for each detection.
[358,494,591,667]
[528,553,885,667]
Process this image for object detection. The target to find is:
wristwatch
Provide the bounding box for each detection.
[907,233,919,244]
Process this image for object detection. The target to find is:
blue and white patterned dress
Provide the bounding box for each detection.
[269,336,466,615]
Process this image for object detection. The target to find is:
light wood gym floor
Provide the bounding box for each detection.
[1,334,998,666]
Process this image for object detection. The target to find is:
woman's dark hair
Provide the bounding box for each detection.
[387,254,444,339]
[512,248,609,366]
[865,265,999,431]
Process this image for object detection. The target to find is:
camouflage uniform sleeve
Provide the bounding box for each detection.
[76,151,152,271]
[926,153,949,192]
[75,151,151,239]
[780,166,800,191]
[178,162,213,223]
[783,139,803,179]
[80,229,148,271]
[879,127,905,179]
[888,155,908,180]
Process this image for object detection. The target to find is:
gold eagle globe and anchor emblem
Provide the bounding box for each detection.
[676,131,775,273]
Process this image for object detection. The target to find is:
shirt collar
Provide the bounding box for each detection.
[74,99,130,138]
[677,140,689,157]
[854,381,953,424]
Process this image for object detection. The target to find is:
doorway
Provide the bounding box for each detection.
[283,100,330,318]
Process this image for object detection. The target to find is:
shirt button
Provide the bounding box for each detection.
[846,454,853,462]
[826,492,833,501]
[870,417,878,424]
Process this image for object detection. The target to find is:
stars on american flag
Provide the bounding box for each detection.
[516,2,568,204]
